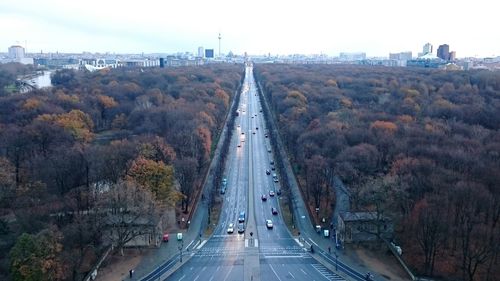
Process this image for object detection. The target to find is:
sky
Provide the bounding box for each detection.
[1,0,498,58]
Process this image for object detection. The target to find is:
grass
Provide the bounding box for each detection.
[278,193,300,236]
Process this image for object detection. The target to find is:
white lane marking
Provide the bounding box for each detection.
[289,272,295,279]
[254,239,259,247]
[222,266,233,281]
[209,276,214,281]
[264,255,303,258]
[294,238,304,247]
[178,275,186,281]
[186,240,195,249]
[245,239,248,247]
[202,266,206,272]
[308,238,319,247]
[194,274,200,281]
[301,268,307,274]
[216,266,220,271]
[196,240,207,249]
[269,264,283,281]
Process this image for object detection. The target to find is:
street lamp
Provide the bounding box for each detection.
[178,242,184,263]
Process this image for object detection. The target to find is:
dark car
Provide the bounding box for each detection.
[276,189,282,196]
[238,223,245,233]
[266,169,271,175]
[261,194,267,201]
[265,134,268,138]
[271,207,278,215]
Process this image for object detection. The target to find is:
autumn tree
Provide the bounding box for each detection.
[9,228,65,281]
[127,156,181,205]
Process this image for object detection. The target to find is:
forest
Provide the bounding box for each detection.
[254,64,500,281]
[0,63,243,280]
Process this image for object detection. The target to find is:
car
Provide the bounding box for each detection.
[162,233,169,242]
[267,148,272,153]
[271,207,278,215]
[256,127,258,130]
[266,169,271,175]
[269,190,275,197]
[237,125,240,127]
[220,187,226,194]
[238,211,246,223]
[238,223,245,233]
[266,219,273,229]
[253,131,255,135]
[265,134,268,138]
[271,166,275,171]
[251,116,254,118]
[276,189,282,196]
[261,194,267,201]
[260,109,263,112]
[237,143,241,147]
[227,223,234,234]
[241,132,245,135]
[270,161,274,165]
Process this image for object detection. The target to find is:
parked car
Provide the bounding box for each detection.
[266,219,273,229]
[227,223,234,234]
[271,207,278,215]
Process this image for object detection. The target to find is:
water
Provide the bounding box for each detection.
[32,71,52,88]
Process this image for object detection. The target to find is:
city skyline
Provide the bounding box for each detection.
[1,0,498,58]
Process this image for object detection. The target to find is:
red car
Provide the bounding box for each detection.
[162,233,169,242]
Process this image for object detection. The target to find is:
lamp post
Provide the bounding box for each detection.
[178,242,184,263]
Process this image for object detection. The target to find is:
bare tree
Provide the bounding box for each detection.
[98,180,160,255]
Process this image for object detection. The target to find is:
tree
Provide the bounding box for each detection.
[127,156,181,205]
[98,180,159,255]
[9,228,64,281]
[174,157,198,213]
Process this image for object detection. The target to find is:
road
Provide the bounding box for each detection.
[163,66,347,281]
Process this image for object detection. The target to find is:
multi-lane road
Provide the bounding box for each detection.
[163,66,346,281]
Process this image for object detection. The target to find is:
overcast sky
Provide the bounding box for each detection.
[1,0,498,57]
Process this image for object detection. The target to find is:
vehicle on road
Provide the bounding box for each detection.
[269,190,275,197]
[272,173,279,182]
[220,186,226,194]
[177,233,183,241]
[267,148,271,153]
[261,194,267,201]
[265,134,268,138]
[276,189,282,196]
[266,169,271,175]
[266,219,273,229]
[238,211,246,223]
[271,207,278,215]
[162,233,169,242]
[271,166,275,171]
[238,223,245,233]
[227,223,234,234]
[237,143,241,147]
[270,160,274,165]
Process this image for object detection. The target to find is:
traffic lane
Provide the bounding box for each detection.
[260,257,336,281]
[165,256,244,281]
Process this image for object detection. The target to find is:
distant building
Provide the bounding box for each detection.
[198,46,204,58]
[337,212,393,243]
[205,49,214,58]
[339,52,366,61]
[423,43,433,55]
[437,44,450,60]
[389,51,412,66]
[5,45,33,64]
[449,51,456,61]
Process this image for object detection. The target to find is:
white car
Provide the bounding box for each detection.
[227,223,234,234]
[266,219,273,229]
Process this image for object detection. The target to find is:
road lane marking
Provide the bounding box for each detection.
[254,239,258,247]
[196,240,207,249]
[289,272,295,279]
[245,239,248,247]
[178,275,186,281]
[194,274,200,281]
[186,240,195,250]
[269,264,283,281]
[301,269,307,274]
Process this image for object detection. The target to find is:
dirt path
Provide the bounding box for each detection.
[353,247,410,280]
[95,249,150,281]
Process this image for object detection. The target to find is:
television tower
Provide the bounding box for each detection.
[218,33,221,58]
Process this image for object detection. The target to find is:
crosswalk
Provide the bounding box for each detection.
[312,263,345,281]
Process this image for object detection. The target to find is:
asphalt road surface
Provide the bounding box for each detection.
[166,66,345,281]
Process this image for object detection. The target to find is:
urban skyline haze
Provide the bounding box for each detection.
[1,0,498,57]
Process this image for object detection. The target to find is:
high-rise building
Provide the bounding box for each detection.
[205,49,214,58]
[449,51,456,61]
[8,45,25,59]
[437,44,450,60]
[423,43,433,55]
[198,46,204,58]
